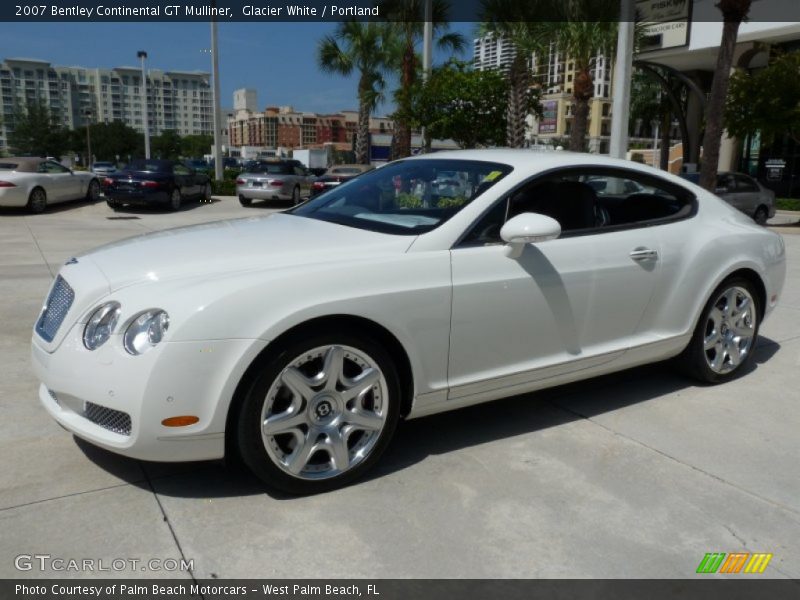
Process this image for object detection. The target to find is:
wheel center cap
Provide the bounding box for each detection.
[309,394,339,425]
[721,323,729,335]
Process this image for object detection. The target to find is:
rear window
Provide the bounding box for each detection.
[249,163,293,175]
[127,160,170,173]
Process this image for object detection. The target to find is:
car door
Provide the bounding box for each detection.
[172,163,196,196]
[448,171,665,400]
[715,174,742,211]
[293,165,311,197]
[39,161,78,202]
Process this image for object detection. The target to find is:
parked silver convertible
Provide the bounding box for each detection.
[0,157,101,213]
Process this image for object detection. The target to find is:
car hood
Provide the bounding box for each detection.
[82,213,415,291]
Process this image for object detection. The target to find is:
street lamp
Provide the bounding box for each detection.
[137,50,151,159]
[84,109,93,168]
[210,4,223,181]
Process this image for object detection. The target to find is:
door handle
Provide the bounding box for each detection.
[629,247,659,262]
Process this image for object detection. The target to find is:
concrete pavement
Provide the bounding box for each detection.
[1,196,798,579]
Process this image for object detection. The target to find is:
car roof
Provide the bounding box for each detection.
[0,157,45,172]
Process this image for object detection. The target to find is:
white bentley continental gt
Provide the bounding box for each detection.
[31,150,786,494]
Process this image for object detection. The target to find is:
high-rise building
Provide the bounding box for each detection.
[473,33,517,72]
[0,57,213,153]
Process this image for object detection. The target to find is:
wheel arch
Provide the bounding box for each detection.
[224,313,415,459]
[692,267,767,332]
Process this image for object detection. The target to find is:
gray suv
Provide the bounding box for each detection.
[681,171,776,224]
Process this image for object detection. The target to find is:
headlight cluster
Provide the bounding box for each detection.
[83,304,169,355]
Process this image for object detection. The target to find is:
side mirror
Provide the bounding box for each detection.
[500,213,561,258]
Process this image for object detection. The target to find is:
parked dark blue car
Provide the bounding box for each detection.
[102,159,211,211]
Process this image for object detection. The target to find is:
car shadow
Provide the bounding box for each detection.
[107,196,222,215]
[74,336,781,499]
[0,196,105,216]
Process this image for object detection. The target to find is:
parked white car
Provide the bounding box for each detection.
[0,157,101,213]
[31,150,786,494]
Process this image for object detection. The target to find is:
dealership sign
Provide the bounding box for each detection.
[538,101,558,134]
[637,0,691,52]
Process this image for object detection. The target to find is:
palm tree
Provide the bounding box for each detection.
[482,1,617,152]
[318,21,395,165]
[698,0,752,191]
[381,0,465,159]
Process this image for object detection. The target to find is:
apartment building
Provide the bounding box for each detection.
[0,57,212,152]
[472,34,614,152]
[227,89,394,156]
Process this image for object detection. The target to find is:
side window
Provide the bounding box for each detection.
[460,168,693,246]
[735,175,759,192]
[716,174,735,193]
[294,166,305,176]
[38,161,66,174]
[173,164,191,176]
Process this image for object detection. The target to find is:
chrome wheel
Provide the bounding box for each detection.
[260,344,388,480]
[703,286,757,374]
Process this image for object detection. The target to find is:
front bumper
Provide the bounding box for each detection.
[31,325,265,462]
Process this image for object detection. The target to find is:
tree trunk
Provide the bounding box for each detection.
[506,52,530,148]
[699,0,751,190]
[569,67,593,152]
[355,75,370,165]
[393,39,415,159]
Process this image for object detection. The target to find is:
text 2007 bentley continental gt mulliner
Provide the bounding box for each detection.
[31,150,786,494]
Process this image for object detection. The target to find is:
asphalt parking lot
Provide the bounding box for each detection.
[1,196,799,579]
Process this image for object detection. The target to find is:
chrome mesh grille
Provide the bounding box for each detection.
[35,275,74,342]
[84,402,132,436]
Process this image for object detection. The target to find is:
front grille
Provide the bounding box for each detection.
[84,402,132,436]
[35,275,74,342]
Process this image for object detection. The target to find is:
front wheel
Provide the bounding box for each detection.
[291,185,301,205]
[236,333,401,495]
[753,205,769,225]
[677,278,761,384]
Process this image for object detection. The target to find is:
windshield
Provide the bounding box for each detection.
[290,159,512,235]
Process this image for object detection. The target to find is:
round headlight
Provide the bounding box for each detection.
[123,310,169,355]
[83,302,121,350]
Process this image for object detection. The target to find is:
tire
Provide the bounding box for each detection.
[86,179,100,202]
[169,188,182,211]
[292,185,301,205]
[753,205,769,226]
[203,183,212,202]
[106,200,121,210]
[239,195,252,207]
[27,187,47,214]
[236,331,402,495]
[677,277,761,384]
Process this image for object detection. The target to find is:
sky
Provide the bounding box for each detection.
[0,21,478,116]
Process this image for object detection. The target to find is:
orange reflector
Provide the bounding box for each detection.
[161,416,199,427]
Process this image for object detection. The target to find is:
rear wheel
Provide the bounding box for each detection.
[239,195,252,207]
[203,183,212,202]
[169,188,182,211]
[236,332,401,495]
[753,205,769,225]
[106,200,121,210]
[677,277,760,384]
[27,188,47,214]
[292,185,301,205]
[86,179,100,202]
